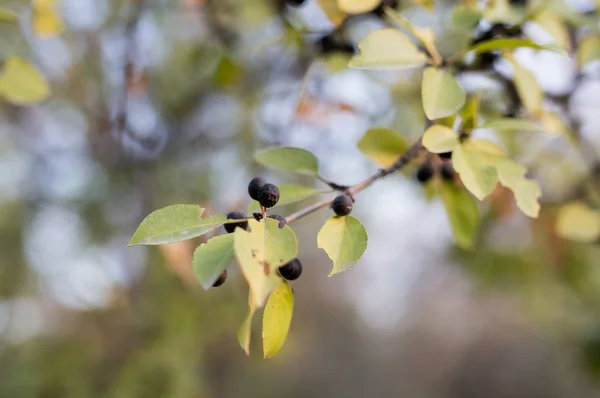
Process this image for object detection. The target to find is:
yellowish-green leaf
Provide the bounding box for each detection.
[385,10,442,65]
[128,205,227,246]
[439,182,480,249]
[468,38,567,56]
[237,291,256,356]
[255,147,319,175]
[192,234,235,290]
[337,0,380,14]
[32,0,62,36]
[316,0,346,26]
[556,202,600,243]
[357,127,408,167]
[534,11,570,50]
[483,0,526,25]
[0,8,18,23]
[481,118,544,132]
[461,94,480,131]
[508,57,543,114]
[451,5,482,28]
[422,67,466,120]
[262,281,294,358]
[348,28,428,70]
[317,216,368,276]
[234,218,298,307]
[452,144,498,200]
[468,139,505,156]
[540,111,566,135]
[422,125,460,153]
[0,56,50,105]
[494,158,541,218]
[578,36,600,66]
[248,184,322,213]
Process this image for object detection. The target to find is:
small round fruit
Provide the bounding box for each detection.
[224,212,248,233]
[268,214,287,228]
[439,152,452,160]
[248,177,267,201]
[416,162,434,183]
[331,194,353,216]
[279,259,302,281]
[257,183,280,208]
[440,162,456,181]
[212,270,228,287]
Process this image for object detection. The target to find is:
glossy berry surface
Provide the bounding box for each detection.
[248,177,267,201]
[268,214,287,228]
[440,162,456,181]
[224,212,248,233]
[331,194,353,216]
[279,259,302,281]
[257,183,280,208]
[416,162,434,183]
[212,270,228,287]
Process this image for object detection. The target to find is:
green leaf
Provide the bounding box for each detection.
[248,184,322,213]
[421,67,466,120]
[237,291,256,356]
[129,205,227,246]
[578,36,600,66]
[468,38,567,56]
[348,28,428,70]
[254,147,319,176]
[0,8,18,23]
[556,203,600,243]
[262,281,294,358]
[357,127,408,167]
[0,56,50,105]
[422,125,460,153]
[452,143,498,200]
[461,94,480,131]
[439,182,480,249]
[337,0,380,14]
[481,118,544,132]
[494,158,541,218]
[192,234,235,290]
[451,5,482,28]
[234,218,298,307]
[317,216,368,276]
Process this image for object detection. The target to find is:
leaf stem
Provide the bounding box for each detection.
[284,140,424,224]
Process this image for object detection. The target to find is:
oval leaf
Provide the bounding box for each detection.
[0,8,18,22]
[422,67,466,120]
[337,0,380,14]
[469,38,567,56]
[234,218,298,307]
[481,118,544,132]
[509,58,543,114]
[262,281,294,358]
[129,205,226,246]
[254,147,319,175]
[357,127,408,167]
[556,203,600,243]
[422,125,460,153]
[452,144,498,200]
[348,28,428,70]
[440,182,480,249]
[494,158,541,218]
[237,291,256,356]
[578,35,600,66]
[0,56,50,105]
[192,234,235,290]
[32,0,63,36]
[317,216,368,276]
[248,184,322,213]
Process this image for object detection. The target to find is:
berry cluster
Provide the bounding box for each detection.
[416,155,456,184]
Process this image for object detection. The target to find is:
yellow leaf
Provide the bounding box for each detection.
[452,144,498,200]
[237,291,256,356]
[422,125,460,153]
[556,203,600,243]
[0,56,50,105]
[32,0,62,36]
[534,10,570,50]
[494,158,541,218]
[337,0,380,14]
[262,282,294,358]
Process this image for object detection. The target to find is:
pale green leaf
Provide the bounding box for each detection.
[483,0,526,25]
[556,202,600,243]
[348,28,428,70]
[422,125,460,153]
[254,147,319,175]
[510,58,543,114]
[422,67,466,120]
[494,158,541,218]
[317,216,368,276]
[534,11,570,50]
[451,5,482,28]
[0,8,18,22]
[337,0,380,14]
[439,182,480,249]
[192,234,235,290]
[129,205,227,246]
[468,38,567,56]
[578,36,600,66]
[262,281,294,358]
[481,118,544,132]
[452,144,498,200]
[0,56,50,105]
[234,218,298,307]
[385,11,442,65]
[461,94,480,131]
[357,127,408,167]
[237,291,256,356]
[248,184,322,213]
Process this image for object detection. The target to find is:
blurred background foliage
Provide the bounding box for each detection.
[2,0,600,397]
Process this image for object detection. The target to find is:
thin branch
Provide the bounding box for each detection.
[285,140,424,224]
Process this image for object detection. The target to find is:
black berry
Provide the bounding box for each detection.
[286,0,305,6]
[268,214,287,228]
[224,212,248,233]
[440,162,456,181]
[416,162,434,183]
[279,258,302,281]
[248,177,267,201]
[257,183,280,208]
[212,270,227,287]
[439,152,453,160]
[331,194,353,216]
